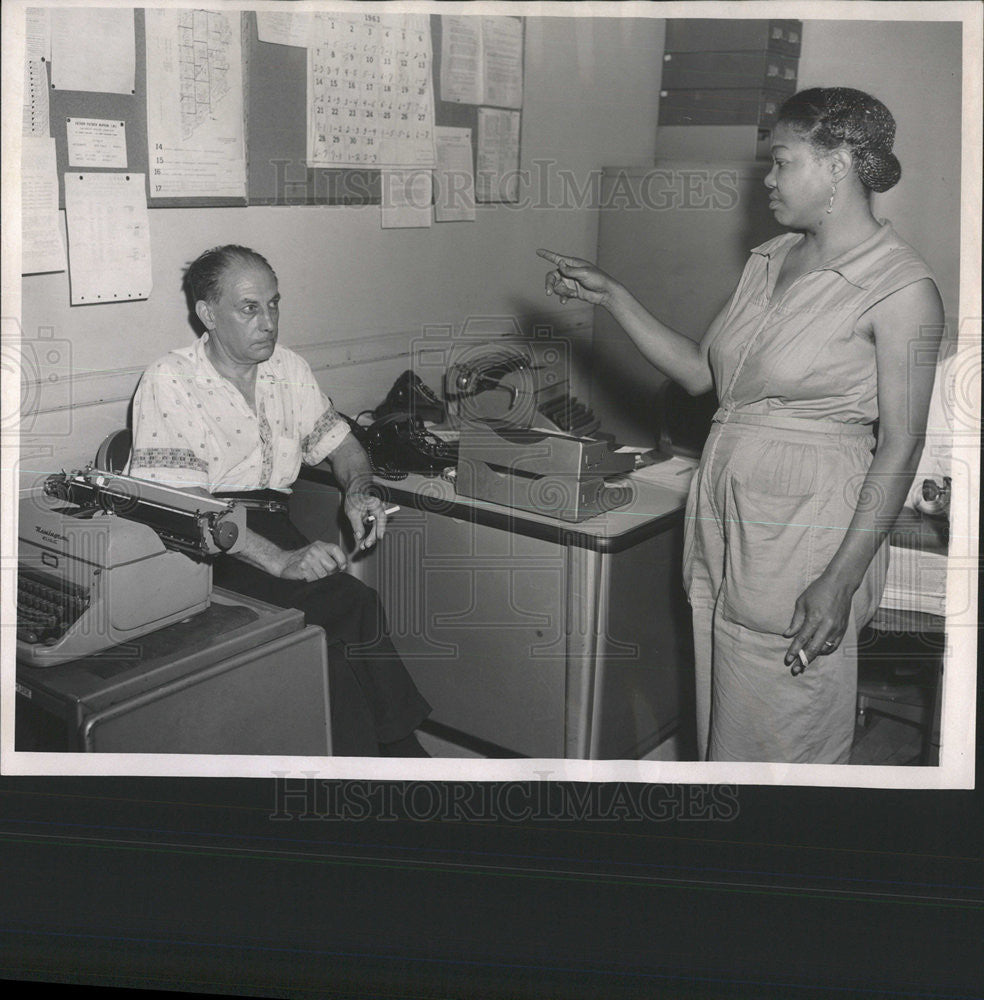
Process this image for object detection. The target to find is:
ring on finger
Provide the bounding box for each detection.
[822,639,837,649]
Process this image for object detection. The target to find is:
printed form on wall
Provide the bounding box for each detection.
[476,108,520,203]
[440,16,482,105]
[66,119,128,169]
[434,126,475,222]
[380,170,433,229]
[307,11,436,169]
[26,6,51,63]
[440,15,523,109]
[144,8,247,199]
[24,6,52,132]
[21,137,66,275]
[64,173,152,304]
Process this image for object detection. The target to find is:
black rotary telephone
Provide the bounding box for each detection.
[342,411,457,480]
[341,372,458,479]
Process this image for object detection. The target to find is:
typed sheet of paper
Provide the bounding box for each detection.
[64,173,152,304]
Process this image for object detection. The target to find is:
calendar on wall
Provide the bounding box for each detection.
[307,11,436,169]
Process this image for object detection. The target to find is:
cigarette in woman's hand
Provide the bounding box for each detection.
[791,648,810,676]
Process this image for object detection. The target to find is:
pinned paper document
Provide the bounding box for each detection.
[50,9,135,94]
[440,16,523,109]
[64,173,152,304]
[21,137,66,275]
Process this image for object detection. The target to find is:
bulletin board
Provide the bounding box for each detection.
[48,8,247,210]
[431,15,525,206]
[245,10,380,206]
[45,10,523,210]
[246,12,524,206]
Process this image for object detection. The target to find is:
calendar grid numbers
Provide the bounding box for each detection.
[307,13,436,169]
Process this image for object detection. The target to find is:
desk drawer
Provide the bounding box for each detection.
[370,514,570,758]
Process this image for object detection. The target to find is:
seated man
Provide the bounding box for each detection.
[128,244,431,756]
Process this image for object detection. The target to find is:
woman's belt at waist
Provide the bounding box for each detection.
[712,408,874,437]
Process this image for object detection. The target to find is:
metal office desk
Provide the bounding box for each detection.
[295,468,693,759]
[16,588,331,755]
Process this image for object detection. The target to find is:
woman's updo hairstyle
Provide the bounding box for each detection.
[183,245,277,305]
[777,87,901,193]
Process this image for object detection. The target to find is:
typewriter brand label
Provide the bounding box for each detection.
[35,525,69,545]
[15,683,31,700]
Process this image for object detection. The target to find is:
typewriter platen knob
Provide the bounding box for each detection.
[43,473,71,501]
[211,518,239,552]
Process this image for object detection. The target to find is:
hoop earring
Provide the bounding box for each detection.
[826,184,837,214]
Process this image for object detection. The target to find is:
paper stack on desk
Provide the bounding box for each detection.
[626,455,699,492]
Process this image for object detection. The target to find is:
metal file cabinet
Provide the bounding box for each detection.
[16,589,332,755]
[294,470,693,759]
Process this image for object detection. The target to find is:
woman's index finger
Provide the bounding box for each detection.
[536,248,565,266]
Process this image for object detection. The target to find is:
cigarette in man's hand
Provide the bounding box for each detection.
[361,505,400,548]
[366,504,400,523]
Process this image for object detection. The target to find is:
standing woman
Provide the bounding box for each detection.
[538,88,944,763]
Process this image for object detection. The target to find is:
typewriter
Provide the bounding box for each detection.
[17,468,246,667]
[444,341,635,521]
[444,340,609,441]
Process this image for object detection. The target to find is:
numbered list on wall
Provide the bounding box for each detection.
[307,12,436,169]
[144,8,247,199]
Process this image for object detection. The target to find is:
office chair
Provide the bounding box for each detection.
[95,428,132,473]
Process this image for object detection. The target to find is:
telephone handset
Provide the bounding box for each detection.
[342,412,458,480]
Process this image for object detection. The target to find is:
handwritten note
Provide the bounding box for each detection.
[64,173,152,304]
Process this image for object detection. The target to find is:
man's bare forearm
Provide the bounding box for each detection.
[232,526,289,576]
[328,433,375,495]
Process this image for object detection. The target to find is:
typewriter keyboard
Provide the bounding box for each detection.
[17,568,90,645]
[538,392,602,438]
